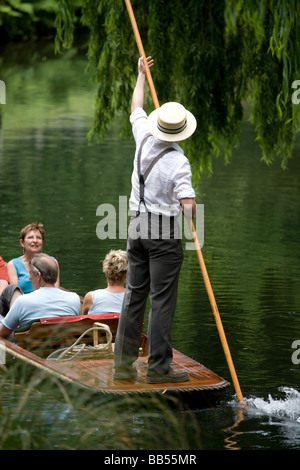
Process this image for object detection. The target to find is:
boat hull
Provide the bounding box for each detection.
[0,313,230,400]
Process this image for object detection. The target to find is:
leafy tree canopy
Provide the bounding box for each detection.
[55,0,300,174]
[0,0,60,38]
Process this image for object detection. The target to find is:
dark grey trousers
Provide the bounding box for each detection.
[114,214,183,375]
[0,284,23,316]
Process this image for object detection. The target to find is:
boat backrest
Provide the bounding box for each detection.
[14,313,120,358]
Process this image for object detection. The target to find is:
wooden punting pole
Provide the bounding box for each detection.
[124,0,244,402]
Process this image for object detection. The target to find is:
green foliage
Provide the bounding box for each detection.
[0,0,60,38]
[0,0,36,25]
[54,0,300,172]
[225,0,300,169]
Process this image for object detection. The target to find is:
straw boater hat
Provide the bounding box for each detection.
[147,102,197,142]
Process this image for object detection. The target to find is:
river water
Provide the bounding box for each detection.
[0,42,300,451]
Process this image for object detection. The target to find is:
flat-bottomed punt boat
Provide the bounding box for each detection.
[0,313,229,402]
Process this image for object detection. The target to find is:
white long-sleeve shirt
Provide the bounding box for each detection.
[129,107,195,217]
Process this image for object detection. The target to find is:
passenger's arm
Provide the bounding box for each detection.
[6,261,18,285]
[82,292,94,315]
[0,324,13,339]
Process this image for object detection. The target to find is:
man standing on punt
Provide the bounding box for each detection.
[114,56,197,383]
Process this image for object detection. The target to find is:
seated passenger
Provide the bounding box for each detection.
[7,223,60,294]
[82,250,128,315]
[0,256,22,323]
[0,253,80,338]
[0,256,9,295]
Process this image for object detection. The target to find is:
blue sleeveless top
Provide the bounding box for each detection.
[12,257,33,293]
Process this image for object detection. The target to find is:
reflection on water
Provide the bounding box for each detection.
[0,43,300,450]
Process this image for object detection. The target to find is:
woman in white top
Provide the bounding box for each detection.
[82,250,128,315]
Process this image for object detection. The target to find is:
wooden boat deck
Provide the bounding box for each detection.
[1,339,229,395]
[0,313,230,396]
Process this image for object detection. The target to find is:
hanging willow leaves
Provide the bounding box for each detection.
[55,0,300,172]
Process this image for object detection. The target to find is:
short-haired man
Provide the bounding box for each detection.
[0,253,80,338]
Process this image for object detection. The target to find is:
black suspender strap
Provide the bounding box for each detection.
[136,135,150,182]
[136,135,173,215]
